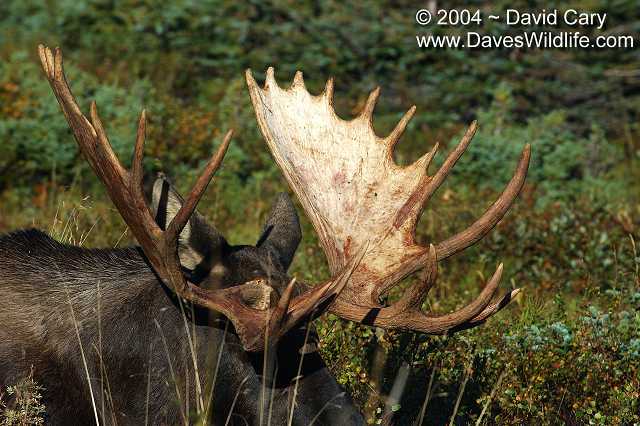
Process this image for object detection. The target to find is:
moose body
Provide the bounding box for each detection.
[0,224,362,425]
[0,45,530,425]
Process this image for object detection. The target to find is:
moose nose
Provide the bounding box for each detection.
[238,278,276,310]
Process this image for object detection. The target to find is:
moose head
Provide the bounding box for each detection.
[0,45,529,425]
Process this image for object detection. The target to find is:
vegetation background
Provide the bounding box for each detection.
[1,0,639,424]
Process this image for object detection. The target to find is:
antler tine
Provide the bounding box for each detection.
[263,278,297,345]
[38,44,52,74]
[131,109,146,195]
[391,121,478,232]
[292,71,305,89]
[326,262,505,334]
[394,244,437,312]
[412,142,439,172]
[265,67,277,89]
[39,45,157,237]
[392,143,440,230]
[278,278,297,313]
[324,78,334,103]
[391,122,476,233]
[284,241,369,329]
[449,288,521,332]
[435,144,531,260]
[429,263,503,325]
[40,46,89,136]
[242,242,368,351]
[89,102,129,182]
[423,120,478,203]
[386,105,417,150]
[166,130,233,244]
[471,288,521,323]
[361,86,381,121]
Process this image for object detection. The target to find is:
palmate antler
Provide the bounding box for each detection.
[246,68,531,333]
[39,45,365,352]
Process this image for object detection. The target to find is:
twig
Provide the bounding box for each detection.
[448,367,472,426]
[475,370,506,426]
[415,365,437,426]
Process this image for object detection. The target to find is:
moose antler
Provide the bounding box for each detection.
[38,45,363,351]
[246,68,530,333]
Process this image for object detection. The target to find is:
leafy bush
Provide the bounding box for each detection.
[0,372,46,426]
[317,275,640,425]
[0,50,161,190]
[445,84,624,206]
[3,0,640,139]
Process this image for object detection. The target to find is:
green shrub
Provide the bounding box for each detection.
[0,372,46,426]
[0,50,161,190]
[445,84,624,206]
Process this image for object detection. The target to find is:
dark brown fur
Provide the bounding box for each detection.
[0,189,364,425]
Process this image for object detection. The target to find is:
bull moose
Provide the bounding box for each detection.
[0,45,530,425]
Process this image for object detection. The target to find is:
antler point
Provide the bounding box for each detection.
[324,78,334,100]
[53,48,64,80]
[265,67,276,88]
[293,70,304,87]
[361,86,381,120]
[244,68,256,85]
[386,105,416,147]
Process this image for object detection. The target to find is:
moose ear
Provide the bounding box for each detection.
[256,193,301,270]
[151,175,227,271]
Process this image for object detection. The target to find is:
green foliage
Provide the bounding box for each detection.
[0,50,160,190]
[493,305,640,424]
[3,0,640,137]
[0,372,46,426]
[446,84,624,206]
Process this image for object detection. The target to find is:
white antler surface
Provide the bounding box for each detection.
[247,68,530,331]
[247,70,433,298]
